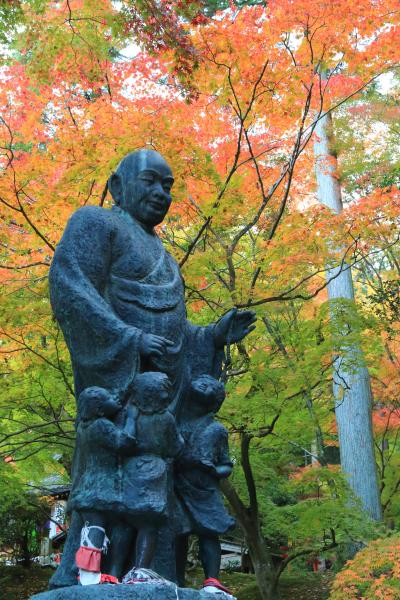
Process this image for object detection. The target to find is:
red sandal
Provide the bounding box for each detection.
[202,577,234,596]
[100,573,119,584]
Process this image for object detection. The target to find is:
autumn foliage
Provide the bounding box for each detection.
[330,535,400,599]
[0,1,399,597]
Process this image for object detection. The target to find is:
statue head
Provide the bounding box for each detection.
[77,387,121,422]
[190,374,225,414]
[132,371,171,414]
[108,149,174,231]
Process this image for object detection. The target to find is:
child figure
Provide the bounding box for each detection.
[70,374,184,585]
[175,374,235,597]
[106,371,184,582]
[68,386,137,586]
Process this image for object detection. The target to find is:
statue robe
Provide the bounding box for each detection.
[49,205,222,411]
[48,205,223,587]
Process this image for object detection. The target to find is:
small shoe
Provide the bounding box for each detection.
[123,567,173,585]
[100,573,119,584]
[78,569,101,586]
[202,578,235,598]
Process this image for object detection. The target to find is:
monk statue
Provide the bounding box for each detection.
[48,149,256,589]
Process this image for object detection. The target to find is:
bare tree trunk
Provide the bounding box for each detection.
[222,479,280,599]
[313,111,382,521]
[21,528,32,568]
[221,429,283,600]
[245,523,280,600]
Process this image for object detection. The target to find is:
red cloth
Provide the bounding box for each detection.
[75,546,102,572]
[203,578,232,594]
[100,574,119,584]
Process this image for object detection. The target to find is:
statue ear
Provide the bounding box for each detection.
[108,172,124,206]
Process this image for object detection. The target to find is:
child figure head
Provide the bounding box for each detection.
[132,372,171,414]
[77,387,121,422]
[190,375,225,415]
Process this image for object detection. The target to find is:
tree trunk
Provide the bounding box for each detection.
[244,521,280,600]
[221,479,280,600]
[21,529,32,568]
[313,112,382,521]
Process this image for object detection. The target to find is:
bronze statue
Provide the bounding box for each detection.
[48,149,256,592]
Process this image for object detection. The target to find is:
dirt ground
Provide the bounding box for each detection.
[188,569,334,600]
[0,565,334,600]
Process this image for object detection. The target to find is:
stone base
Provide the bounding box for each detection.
[30,583,224,600]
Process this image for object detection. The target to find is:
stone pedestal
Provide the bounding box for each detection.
[31,583,219,600]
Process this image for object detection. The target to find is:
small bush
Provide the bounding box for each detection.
[329,535,400,599]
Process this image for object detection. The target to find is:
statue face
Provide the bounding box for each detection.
[125,151,174,228]
[135,372,171,413]
[101,395,122,418]
[78,387,121,420]
[191,375,225,412]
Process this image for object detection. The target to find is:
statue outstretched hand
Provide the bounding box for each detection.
[213,308,257,349]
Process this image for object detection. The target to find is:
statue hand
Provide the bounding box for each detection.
[195,459,217,475]
[215,464,233,479]
[139,333,174,358]
[214,308,257,349]
[119,433,138,455]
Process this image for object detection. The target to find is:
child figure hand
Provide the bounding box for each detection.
[196,459,218,476]
[214,464,232,479]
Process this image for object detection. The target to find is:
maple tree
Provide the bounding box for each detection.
[0,1,399,598]
[330,533,400,599]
